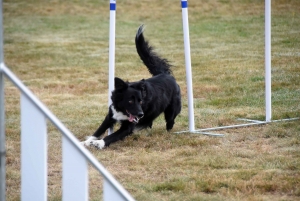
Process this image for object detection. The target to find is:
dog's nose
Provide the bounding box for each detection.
[138,112,144,118]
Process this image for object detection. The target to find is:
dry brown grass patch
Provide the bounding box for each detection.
[3,0,300,200]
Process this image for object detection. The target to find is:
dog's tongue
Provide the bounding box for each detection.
[128,114,135,122]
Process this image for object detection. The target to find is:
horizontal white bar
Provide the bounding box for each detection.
[197,122,267,132]
[175,130,224,136]
[236,118,266,123]
[271,117,299,122]
[190,131,224,137]
[176,117,299,135]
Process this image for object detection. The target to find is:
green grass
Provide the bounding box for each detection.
[3,0,300,200]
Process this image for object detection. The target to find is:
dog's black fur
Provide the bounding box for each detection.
[82,25,181,149]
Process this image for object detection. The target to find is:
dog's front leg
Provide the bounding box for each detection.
[92,113,116,138]
[80,136,98,147]
[92,121,135,149]
[81,112,116,147]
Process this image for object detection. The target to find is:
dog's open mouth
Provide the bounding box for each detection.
[126,110,141,123]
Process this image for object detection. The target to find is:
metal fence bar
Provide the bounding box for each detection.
[63,135,88,201]
[196,122,267,132]
[175,122,267,135]
[237,118,266,123]
[176,117,300,135]
[21,93,47,201]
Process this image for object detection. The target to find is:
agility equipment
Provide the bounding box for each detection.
[106,0,298,136]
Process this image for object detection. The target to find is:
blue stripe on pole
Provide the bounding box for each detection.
[110,3,116,11]
[181,0,188,8]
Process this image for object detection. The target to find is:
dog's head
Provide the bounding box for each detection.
[111,77,145,123]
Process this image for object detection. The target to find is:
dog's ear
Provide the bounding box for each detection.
[115,77,128,90]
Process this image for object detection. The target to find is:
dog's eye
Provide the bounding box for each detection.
[129,100,133,104]
[140,101,143,105]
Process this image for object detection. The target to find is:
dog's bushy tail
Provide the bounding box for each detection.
[135,25,172,76]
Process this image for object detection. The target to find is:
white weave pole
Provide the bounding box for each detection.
[181,0,195,132]
[0,1,6,200]
[265,0,271,122]
[108,0,116,135]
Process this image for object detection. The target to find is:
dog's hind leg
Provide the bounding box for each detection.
[164,98,181,131]
[148,121,153,129]
[164,107,176,131]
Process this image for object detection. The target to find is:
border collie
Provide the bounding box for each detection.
[81,25,181,149]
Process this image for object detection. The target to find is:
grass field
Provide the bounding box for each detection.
[3,0,300,200]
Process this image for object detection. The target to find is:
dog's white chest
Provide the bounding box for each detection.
[111,106,128,121]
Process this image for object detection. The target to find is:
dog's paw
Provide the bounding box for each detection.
[91,140,105,149]
[81,136,98,147]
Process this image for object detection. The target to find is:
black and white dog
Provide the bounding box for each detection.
[81,25,181,149]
